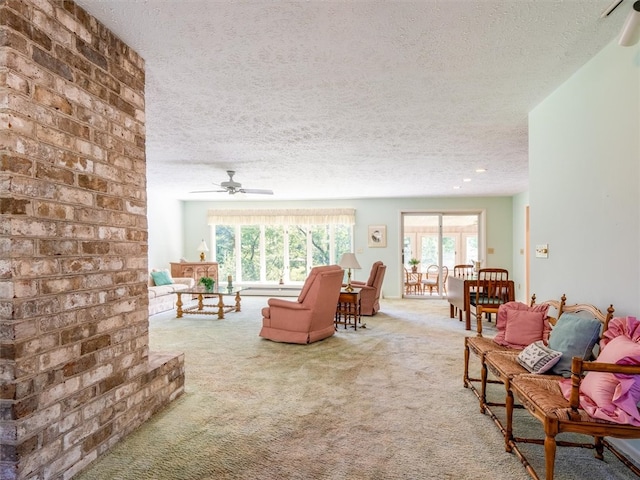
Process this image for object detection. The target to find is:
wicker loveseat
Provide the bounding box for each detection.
[464,296,640,479]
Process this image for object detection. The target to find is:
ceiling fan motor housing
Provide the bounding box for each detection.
[221,180,241,189]
[221,170,241,192]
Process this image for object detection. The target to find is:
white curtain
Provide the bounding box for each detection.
[207,208,356,225]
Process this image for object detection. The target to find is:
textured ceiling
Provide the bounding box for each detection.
[75,0,630,201]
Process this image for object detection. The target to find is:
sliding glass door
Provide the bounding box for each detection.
[402,213,481,298]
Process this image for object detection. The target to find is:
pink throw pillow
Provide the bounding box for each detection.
[559,335,640,425]
[601,316,640,348]
[504,310,545,349]
[494,301,550,348]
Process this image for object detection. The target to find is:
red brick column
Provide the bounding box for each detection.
[0,2,184,479]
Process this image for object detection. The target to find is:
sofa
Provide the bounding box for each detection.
[148,269,195,316]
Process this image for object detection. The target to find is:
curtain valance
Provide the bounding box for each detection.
[207,208,356,226]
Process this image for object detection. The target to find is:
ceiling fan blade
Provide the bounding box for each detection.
[239,188,274,195]
[189,189,227,193]
[191,171,273,195]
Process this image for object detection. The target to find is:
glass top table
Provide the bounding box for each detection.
[175,286,244,319]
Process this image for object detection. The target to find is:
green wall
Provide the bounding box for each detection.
[529,39,640,315]
[172,195,514,298]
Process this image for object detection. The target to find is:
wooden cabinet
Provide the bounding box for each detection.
[170,262,219,285]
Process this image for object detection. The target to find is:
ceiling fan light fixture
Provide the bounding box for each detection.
[619,0,640,46]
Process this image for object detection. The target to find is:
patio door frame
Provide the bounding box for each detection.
[400,209,486,299]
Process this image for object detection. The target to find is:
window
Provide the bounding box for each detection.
[207,209,355,284]
[215,225,236,280]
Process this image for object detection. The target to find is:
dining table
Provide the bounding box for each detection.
[447,275,515,330]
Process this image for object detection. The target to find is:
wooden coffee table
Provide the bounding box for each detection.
[175,286,244,319]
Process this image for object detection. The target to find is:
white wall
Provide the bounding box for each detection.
[147,191,184,269]
[529,40,640,316]
[178,196,513,298]
[511,191,529,303]
[529,39,640,462]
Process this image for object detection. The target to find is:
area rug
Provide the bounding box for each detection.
[74,298,638,480]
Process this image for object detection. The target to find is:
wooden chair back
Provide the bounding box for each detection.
[440,266,449,294]
[453,264,474,277]
[425,264,439,281]
[404,268,421,295]
[422,265,448,295]
[473,268,511,320]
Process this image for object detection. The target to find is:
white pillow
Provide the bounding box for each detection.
[517,341,562,374]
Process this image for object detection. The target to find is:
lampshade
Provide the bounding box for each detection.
[196,240,209,253]
[338,252,361,270]
[619,0,640,46]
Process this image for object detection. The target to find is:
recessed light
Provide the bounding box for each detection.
[463,178,471,182]
[475,168,486,173]
[453,185,461,189]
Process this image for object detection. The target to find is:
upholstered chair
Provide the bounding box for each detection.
[349,261,386,316]
[259,265,344,344]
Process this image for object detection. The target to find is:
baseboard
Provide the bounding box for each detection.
[241,286,301,297]
[608,438,640,467]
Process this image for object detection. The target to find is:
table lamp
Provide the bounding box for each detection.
[197,239,209,261]
[338,252,361,292]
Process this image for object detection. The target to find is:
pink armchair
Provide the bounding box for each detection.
[348,261,386,316]
[259,265,344,344]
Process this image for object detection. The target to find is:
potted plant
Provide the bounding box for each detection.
[199,276,215,292]
[409,258,420,273]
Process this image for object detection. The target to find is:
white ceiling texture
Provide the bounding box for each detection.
[75,0,632,201]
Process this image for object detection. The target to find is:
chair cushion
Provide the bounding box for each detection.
[548,313,602,377]
[504,310,546,348]
[517,341,563,374]
[559,334,640,425]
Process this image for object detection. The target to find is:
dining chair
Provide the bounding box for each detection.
[469,268,510,322]
[453,264,474,277]
[421,265,449,295]
[452,264,474,316]
[404,268,421,295]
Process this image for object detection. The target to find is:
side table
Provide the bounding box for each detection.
[335,288,362,330]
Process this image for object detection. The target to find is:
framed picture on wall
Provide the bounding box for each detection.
[368,225,386,248]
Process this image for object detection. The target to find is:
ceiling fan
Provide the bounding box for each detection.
[602,0,640,46]
[191,170,274,195]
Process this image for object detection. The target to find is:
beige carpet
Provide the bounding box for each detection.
[74,297,638,480]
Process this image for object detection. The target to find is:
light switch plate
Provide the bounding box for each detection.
[535,244,549,258]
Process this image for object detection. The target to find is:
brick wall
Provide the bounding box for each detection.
[0,1,184,479]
